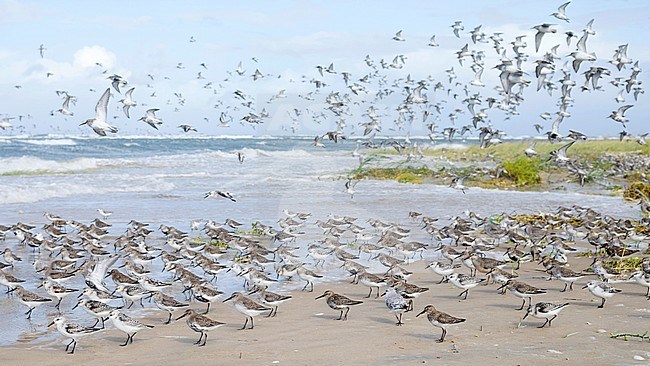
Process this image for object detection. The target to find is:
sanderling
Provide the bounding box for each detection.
[223,292,272,329]
[551,1,571,22]
[297,266,323,292]
[139,108,163,130]
[108,310,154,346]
[10,285,52,319]
[250,286,292,317]
[3,248,22,267]
[115,285,151,309]
[78,287,121,304]
[385,287,410,326]
[447,273,484,300]
[582,280,622,308]
[40,280,77,310]
[175,309,226,347]
[80,88,118,136]
[97,209,113,220]
[315,290,363,321]
[416,305,466,343]
[151,292,190,324]
[73,299,121,329]
[521,302,570,328]
[548,265,584,292]
[356,270,387,298]
[629,270,650,299]
[498,280,547,310]
[118,87,137,118]
[204,190,237,202]
[48,316,102,354]
[0,270,25,292]
[192,284,224,314]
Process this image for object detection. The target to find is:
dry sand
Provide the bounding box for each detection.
[0,257,649,366]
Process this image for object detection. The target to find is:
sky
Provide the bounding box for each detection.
[0,0,649,138]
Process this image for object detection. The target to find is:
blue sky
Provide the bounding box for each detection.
[0,0,648,137]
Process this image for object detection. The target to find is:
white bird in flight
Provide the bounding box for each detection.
[204,191,236,202]
[119,87,137,118]
[80,88,118,136]
[139,109,163,130]
[551,1,571,22]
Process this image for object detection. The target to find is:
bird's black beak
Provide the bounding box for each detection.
[223,294,236,303]
[416,309,426,318]
[315,293,326,300]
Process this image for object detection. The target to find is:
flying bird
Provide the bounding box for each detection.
[392,30,406,42]
[551,2,571,22]
[204,191,236,202]
[38,44,46,58]
[118,87,137,118]
[178,124,197,133]
[80,88,118,136]
[139,109,163,129]
[608,105,633,128]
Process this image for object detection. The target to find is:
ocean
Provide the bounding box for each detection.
[0,135,641,347]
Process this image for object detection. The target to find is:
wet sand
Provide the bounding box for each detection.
[0,256,648,365]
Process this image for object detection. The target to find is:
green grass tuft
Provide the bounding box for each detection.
[352,165,434,184]
[501,157,543,186]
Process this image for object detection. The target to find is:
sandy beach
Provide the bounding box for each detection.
[2,0,650,364]
[1,255,648,366]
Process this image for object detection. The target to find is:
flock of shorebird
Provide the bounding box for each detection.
[0,204,648,353]
[1,1,645,144]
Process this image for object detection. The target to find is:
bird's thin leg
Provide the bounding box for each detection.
[459,289,468,300]
[538,319,549,328]
[517,299,526,311]
[120,334,130,347]
[437,328,447,343]
[65,339,74,352]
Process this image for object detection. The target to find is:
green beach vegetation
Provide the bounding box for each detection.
[351,139,650,195]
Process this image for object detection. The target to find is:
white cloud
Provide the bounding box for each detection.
[73,45,116,69]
